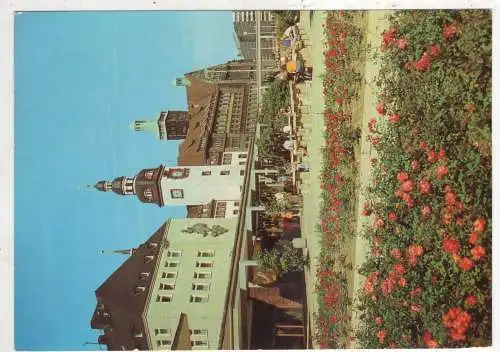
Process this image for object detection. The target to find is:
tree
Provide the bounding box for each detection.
[255,241,306,275]
[263,196,294,218]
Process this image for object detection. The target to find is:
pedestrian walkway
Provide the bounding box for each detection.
[296,9,327,349]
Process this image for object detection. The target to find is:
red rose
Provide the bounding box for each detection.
[468,232,479,245]
[443,236,460,254]
[419,178,431,194]
[377,330,387,344]
[471,245,486,260]
[410,304,421,312]
[376,102,385,115]
[410,287,423,296]
[368,118,377,132]
[390,248,402,260]
[443,23,458,40]
[421,205,431,217]
[465,295,477,307]
[408,244,423,256]
[397,171,409,182]
[388,212,398,222]
[458,257,474,271]
[444,191,457,206]
[427,340,439,348]
[401,180,414,193]
[393,263,405,275]
[427,150,439,163]
[397,38,408,49]
[473,218,487,233]
[415,52,432,71]
[389,114,401,124]
[436,165,449,179]
[374,217,385,229]
[411,160,419,170]
[428,44,441,57]
[438,147,447,159]
[419,140,428,150]
[375,316,383,326]
[398,277,407,287]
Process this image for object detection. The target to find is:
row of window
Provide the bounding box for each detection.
[156,293,210,303]
[166,250,215,258]
[165,260,214,269]
[200,169,245,176]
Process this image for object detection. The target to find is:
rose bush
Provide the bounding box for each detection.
[314,11,364,349]
[356,10,491,348]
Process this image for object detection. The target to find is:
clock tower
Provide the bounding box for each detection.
[94,164,245,207]
[132,110,189,141]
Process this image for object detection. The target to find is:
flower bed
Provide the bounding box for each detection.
[356,10,492,348]
[314,11,364,349]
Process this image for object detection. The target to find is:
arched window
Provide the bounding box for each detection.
[145,170,154,179]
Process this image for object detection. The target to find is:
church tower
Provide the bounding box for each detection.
[131,111,189,141]
[94,164,245,207]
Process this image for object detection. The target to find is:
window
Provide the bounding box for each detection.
[139,272,150,280]
[238,153,247,159]
[148,242,158,249]
[192,283,210,291]
[144,170,154,179]
[167,250,182,258]
[155,328,172,336]
[143,188,153,200]
[156,295,173,303]
[220,170,230,176]
[239,161,246,166]
[195,261,214,268]
[197,250,215,258]
[190,329,209,336]
[159,283,175,290]
[189,294,209,303]
[167,168,189,179]
[165,261,180,268]
[240,169,245,176]
[191,340,209,347]
[233,209,239,215]
[193,271,212,280]
[162,272,177,279]
[201,170,211,176]
[170,189,184,199]
[135,286,146,294]
[144,255,155,263]
[234,202,240,207]
[157,340,172,348]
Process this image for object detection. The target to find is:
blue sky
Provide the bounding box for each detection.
[14,11,237,350]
